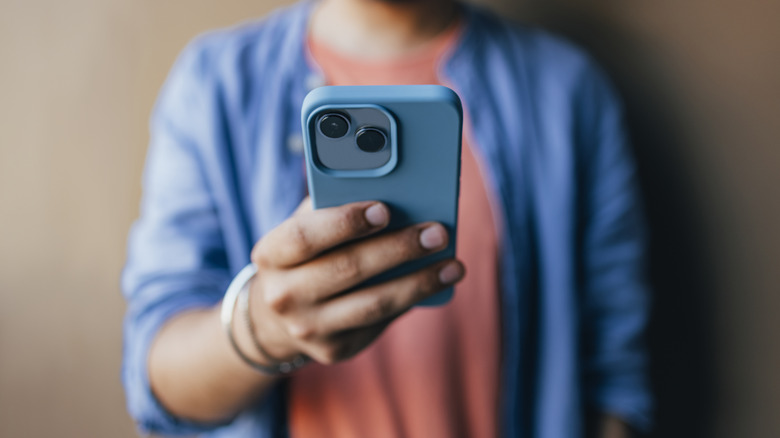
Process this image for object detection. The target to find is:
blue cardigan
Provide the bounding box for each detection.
[121,2,652,436]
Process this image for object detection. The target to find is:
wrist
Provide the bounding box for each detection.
[243,278,308,371]
[246,279,303,362]
[221,263,307,374]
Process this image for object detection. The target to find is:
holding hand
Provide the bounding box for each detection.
[244,198,465,366]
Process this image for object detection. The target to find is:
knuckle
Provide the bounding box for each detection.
[263,285,295,314]
[399,229,424,258]
[251,242,272,267]
[331,252,362,282]
[311,345,334,365]
[414,269,441,298]
[362,296,395,322]
[318,343,349,365]
[287,222,312,259]
[427,266,445,290]
[407,235,423,258]
[287,321,317,341]
[334,208,362,236]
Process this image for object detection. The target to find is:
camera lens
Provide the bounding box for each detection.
[355,128,387,153]
[319,114,349,139]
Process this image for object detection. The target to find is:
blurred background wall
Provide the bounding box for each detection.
[0,0,777,436]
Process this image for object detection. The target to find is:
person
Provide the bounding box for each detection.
[121,0,652,436]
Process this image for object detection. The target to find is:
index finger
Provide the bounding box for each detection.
[251,201,390,268]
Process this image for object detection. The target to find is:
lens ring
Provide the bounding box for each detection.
[319,113,350,139]
[355,128,387,153]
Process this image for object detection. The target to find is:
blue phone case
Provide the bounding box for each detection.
[302,85,463,306]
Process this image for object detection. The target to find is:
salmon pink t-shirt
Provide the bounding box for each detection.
[289,23,501,438]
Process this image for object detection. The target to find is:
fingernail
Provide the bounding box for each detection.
[438,262,463,285]
[365,203,389,227]
[419,224,447,250]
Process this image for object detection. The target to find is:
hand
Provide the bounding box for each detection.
[246,198,464,365]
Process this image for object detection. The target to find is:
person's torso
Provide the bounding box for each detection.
[192,3,605,436]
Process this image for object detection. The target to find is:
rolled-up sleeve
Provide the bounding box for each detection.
[577,65,653,432]
[120,37,233,435]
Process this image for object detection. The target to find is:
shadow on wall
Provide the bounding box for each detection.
[544,13,718,438]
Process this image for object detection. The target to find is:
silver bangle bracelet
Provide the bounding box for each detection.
[220,263,307,375]
[239,273,308,373]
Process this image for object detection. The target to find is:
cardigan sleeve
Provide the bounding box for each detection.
[120,36,236,435]
[577,63,653,433]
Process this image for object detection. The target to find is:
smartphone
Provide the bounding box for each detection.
[301,85,463,306]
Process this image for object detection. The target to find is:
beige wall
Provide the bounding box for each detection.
[0,0,777,436]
